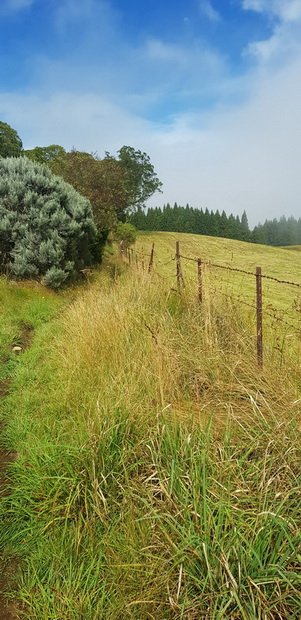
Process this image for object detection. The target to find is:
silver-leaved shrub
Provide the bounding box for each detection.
[0,157,98,288]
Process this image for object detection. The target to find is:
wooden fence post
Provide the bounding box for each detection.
[176,241,185,290]
[148,243,155,273]
[197,258,202,303]
[256,266,263,368]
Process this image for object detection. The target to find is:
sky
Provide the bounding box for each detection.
[1,0,301,227]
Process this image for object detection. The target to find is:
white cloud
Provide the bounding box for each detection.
[199,0,221,22]
[242,0,301,22]
[0,91,154,153]
[243,0,301,61]
[146,40,186,65]
[55,0,113,30]
[148,53,301,225]
[144,38,227,92]
[2,0,35,9]
[246,23,301,61]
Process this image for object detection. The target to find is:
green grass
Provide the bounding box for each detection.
[0,239,300,619]
[136,232,301,377]
[136,230,301,315]
[0,278,65,388]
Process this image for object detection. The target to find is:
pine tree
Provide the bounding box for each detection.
[241,210,250,242]
[219,210,229,238]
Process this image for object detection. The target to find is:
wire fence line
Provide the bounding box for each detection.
[180,252,301,288]
[126,241,301,368]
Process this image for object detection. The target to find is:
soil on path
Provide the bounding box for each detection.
[0,324,33,619]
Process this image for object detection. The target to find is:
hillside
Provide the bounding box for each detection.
[0,235,300,619]
[136,231,301,330]
[136,230,301,280]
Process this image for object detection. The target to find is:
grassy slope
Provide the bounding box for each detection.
[281,245,301,251]
[136,231,301,312]
[0,236,300,619]
[136,232,301,375]
[136,231,301,276]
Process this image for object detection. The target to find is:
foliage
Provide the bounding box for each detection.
[51,147,162,228]
[24,144,66,165]
[115,145,163,210]
[50,150,129,229]
[0,157,99,288]
[113,221,137,249]
[130,202,251,242]
[0,121,23,158]
[0,264,300,618]
[252,214,301,246]
[131,204,301,248]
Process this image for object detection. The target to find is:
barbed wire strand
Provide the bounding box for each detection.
[179,252,301,288]
[134,246,301,329]
[216,290,300,330]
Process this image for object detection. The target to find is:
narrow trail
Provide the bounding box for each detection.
[0,324,33,620]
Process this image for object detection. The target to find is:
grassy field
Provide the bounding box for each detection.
[281,245,301,252]
[0,233,300,619]
[136,232,301,371]
[136,231,301,306]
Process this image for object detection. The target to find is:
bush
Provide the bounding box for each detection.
[113,221,137,250]
[0,157,100,288]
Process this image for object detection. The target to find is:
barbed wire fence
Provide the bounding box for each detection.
[124,242,301,368]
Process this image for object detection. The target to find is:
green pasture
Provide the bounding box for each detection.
[136,231,301,339]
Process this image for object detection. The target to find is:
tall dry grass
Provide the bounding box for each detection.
[53,266,300,428]
[0,264,300,618]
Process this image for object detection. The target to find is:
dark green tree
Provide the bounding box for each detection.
[219,210,229,238]
[240,210,250,241]
[116,146,163,210]
[0,121,23,158]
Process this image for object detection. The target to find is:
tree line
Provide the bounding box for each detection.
[130,204,251,242]
[130,204,301,247]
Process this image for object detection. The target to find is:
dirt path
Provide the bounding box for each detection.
[0,324,33,619]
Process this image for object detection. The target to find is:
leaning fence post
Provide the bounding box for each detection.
[197,258,202,303]
[176,241,185,290]
[256,266,263,368]
[148,243,155,273]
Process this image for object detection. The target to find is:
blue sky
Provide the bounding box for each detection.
[1,0,301,225]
